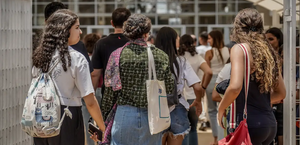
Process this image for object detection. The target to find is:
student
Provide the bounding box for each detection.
[217,8,286,145]
[82,33,101,59]
[178,34,212,145]
[44,2,93,74]
[91,8,131,95]
[98,14,174,145]
[205,30,229,145]
[196,31,212,58]
[32,9,105,145]
[82,33,101,145]
[155,27,204,145]
[266,27,284,145]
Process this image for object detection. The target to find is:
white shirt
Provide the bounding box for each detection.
[196,45,211,58]
[174,57,201,110]
[32,46,94,106]
[182,52,206,100]
[216,63,231,84]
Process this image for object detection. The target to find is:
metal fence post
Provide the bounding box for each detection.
[283,0,296,144]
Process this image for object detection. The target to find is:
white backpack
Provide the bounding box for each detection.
[21,58,72,138]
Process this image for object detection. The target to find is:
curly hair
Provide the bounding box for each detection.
[231,8,281,93]
[33,9,78,73]
[83,33,100,54]
[123,14,151,40]
[178,34,198,56]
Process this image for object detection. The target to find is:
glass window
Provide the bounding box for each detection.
[32,4,35,14]
[199,15,216,24]
[156,3,168,14]
[97,4,115,13]
[78,0,94,2]
[181,16,195,24]
[238,2,254,11]
[80,17,95,25]
[198,27,208,34]
[218,2,236,13]
[117,3,135,13]
[97,16,111,25]
[37,16,45,25]
[146,16,155,25]
[37,5,46,13]
[181,3,194,12]
[79,5,95,13]
[218,15,235,24]
[158,16,169,24]
[65,4,75,11]
[199,3,216,12]
[136,3,156,13]
[186,27,195,35]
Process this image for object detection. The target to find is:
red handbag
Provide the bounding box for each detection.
[218,44,252,145]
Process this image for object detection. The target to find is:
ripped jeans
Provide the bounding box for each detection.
[164,103,191,138]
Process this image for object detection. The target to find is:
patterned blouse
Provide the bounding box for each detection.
[101,40,174,118]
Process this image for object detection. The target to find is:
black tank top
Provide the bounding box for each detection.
[235,74,277,128]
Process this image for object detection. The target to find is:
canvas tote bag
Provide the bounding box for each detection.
[146,46,171,135]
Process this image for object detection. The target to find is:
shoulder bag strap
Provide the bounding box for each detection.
[147,46,157,80]
[229,43,250,130]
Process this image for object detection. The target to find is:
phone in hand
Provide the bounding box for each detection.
[88,122,103,141]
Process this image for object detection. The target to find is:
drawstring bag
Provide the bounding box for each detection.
[218,44,252,145]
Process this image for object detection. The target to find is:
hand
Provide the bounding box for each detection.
[190,100,202,117]
[90,132,100,142]
[217,109,227,129]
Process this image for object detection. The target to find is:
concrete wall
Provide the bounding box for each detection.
[0,0,33,144]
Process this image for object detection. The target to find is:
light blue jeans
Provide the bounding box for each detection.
[111,105,162,145]
[182,99,198,145]
[206,74,218,137]
[82,88,102,145]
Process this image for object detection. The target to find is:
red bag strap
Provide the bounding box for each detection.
[229,43,250,129]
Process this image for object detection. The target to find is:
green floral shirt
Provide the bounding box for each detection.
[101,42,174,119]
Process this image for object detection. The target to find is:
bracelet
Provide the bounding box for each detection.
[201,85,206,90]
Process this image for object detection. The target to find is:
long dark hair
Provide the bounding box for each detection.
[155,27,180,80]
[209,30,225,63]
[33,9,78,72]
[266,27,283,57]
[178,34,197,56]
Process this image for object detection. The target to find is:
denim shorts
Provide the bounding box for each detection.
[111,105,162,145]
[165,104,190,137]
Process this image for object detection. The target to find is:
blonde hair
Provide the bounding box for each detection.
[231,8,281,93]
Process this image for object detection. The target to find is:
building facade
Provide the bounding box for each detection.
[32,0,278,45]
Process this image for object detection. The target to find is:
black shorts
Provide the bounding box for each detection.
[34,105,84,145]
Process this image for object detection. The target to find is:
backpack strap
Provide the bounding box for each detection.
[228,43,250,131]
[48,58,60,74]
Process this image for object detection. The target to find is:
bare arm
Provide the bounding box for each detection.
[218,45,244,111]
[199,62,213,88]
[190,82,204,117]
[91,69,102,91]
[83,93,105,132]
[270,74,286,104]
[205,50,212,67]
[212,83,222,102]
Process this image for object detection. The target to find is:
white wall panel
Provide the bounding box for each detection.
[0,0,32,144]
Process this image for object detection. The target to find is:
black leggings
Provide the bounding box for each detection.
[248,127,277,145]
